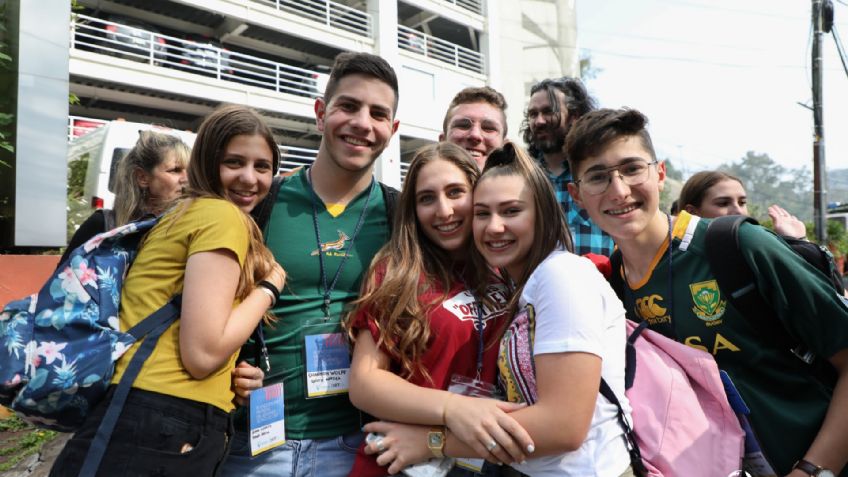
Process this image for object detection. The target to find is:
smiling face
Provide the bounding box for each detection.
[473,174,536,280]
[687,179,748,218]
[415,158,474,257]
[568,135,667,243]
[315,73,399,174]
[218,134,274,213]
[441,102,506,168]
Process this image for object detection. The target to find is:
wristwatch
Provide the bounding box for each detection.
[427,426,445,458]
[794,459,835,477]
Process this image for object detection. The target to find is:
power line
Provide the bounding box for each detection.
[584,46,808,70]
[578,27,766,52]
[655,0,804,21]
[833,26,848,79]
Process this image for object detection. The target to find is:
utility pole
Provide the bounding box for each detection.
[812,0,828,243]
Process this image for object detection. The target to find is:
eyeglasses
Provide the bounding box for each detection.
[573,159,658,196]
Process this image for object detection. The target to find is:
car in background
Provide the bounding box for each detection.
[73,14,168,65]
[167,34,234,79]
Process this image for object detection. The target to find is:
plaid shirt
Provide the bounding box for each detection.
[537,154,615,257]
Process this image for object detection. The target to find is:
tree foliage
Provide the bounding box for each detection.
[720,151,813,222]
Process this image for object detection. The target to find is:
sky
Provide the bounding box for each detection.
[577,0,848,177]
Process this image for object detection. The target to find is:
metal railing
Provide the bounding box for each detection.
[68,116,108,140]
[442,0,483,15]
[397,25,484,74]
[250,0,371,37]
[279,146,409,183]
[71,14,330,99]
[279,145,318,173]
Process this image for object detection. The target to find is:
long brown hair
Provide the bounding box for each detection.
[183,105,281,320]
[678,170,744,212]
[471,142,573,316]
[345,142,479,382]
[113,131,190,226]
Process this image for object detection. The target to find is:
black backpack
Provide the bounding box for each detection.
[703,215,838,387]
[609,215,839,387]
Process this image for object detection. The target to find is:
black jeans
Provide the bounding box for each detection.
[50,387,233,477]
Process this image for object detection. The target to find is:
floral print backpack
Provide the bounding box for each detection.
[0,216,180,432]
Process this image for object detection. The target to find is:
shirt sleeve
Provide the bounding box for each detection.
[185,199,250,266]
[740,223,848,359]
[525,253,623,358]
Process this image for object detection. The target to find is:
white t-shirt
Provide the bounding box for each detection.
[498,250,632,477]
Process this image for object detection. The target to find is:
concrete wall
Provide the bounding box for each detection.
[491,0,579,145]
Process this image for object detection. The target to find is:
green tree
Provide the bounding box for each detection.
[720,151,813,222]
[579,50,601,80]
[664,158,684,181]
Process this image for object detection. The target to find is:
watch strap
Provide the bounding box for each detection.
[427,426,445,458]
[794,459,827,476]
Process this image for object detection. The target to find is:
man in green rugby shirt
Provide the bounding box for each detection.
[565,107,848,477]
[222,52,400,477]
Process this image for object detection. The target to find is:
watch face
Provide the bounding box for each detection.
[428,432,443,447]
[819,471,835,477]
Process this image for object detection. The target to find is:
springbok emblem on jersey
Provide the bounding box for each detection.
[311,230,350,256]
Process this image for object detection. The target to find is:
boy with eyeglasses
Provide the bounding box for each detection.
[565,108,848,477]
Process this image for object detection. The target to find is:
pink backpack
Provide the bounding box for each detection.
[600,320,745,477]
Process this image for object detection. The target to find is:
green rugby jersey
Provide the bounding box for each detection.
[236,168,390,440]
[619,211,848,476]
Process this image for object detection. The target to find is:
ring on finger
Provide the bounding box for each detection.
[485,440,498,452]
[375,438,386,453]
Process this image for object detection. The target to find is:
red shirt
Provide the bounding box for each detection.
[348,272,509,477]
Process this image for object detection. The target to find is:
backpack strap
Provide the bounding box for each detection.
[597,320,650,477]
[609,249,625,301]
[379,182,399,232]
[79,294,183,476]
[251,169,299,233]
[782,236,845,294]
[102,209,116,231]
[599,378,648,477]
[704,215,836,386]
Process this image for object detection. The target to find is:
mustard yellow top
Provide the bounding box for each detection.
[112,198,249,411]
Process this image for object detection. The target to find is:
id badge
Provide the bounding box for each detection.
[448,374,499,474]
[249,383,286,456]
[303,326,351,398]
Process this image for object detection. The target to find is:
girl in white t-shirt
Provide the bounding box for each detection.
[469,142,633,476]
[361,142,635,477]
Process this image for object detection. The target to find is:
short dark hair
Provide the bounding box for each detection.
[520,77,597,153]
[322,52,399,114]
[564,108,656,174]
[442,86,508,136]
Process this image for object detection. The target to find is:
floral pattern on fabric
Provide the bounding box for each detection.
[497,304,538,405]
[0,217,157,431]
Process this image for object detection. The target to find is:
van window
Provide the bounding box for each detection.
[107,148,131,192]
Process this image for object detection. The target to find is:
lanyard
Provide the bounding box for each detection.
[306,167,375,320]
[459,273,486,381]
[474,295,484,381]
[624,214,675,336]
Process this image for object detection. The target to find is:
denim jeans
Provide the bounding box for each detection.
[50,387,233,477]
[219,428,363,477]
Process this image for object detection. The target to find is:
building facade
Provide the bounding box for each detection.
[68,0,578,187]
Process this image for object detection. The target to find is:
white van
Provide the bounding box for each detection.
[67,120,196,210]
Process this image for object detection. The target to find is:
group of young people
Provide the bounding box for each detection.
[47,50,848,477]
